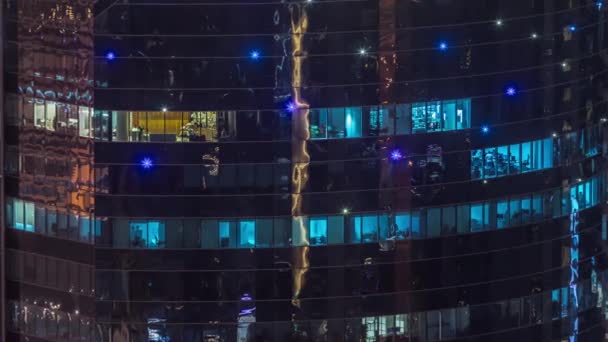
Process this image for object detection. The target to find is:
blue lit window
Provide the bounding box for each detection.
[361,215,378,242]
[80,217,91,243]
[542,138,554,168]
[219,221,237,248]
[344,107,362,138]
[327,108,346,138]
[442,100,457,131]
[239,220,256,248]
[509,199,521,226]
[411,102,427,133]
[496,145,508,177]
[368,106,392,136]
[470,204,484,232]
[129,221,147,248]
[521,196,531,224]
[310,109,328,139]
[147,221,165,248]
[496,200,509,229]
[13,198,24,230]
[309,217,328,245]
[456,99,471,130]
[426,101,441,132]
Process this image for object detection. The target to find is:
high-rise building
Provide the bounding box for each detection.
[3,0,608,341]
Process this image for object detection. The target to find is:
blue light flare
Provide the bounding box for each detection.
[140,158,153,170]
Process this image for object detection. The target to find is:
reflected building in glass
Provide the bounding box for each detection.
[3,0,608,341]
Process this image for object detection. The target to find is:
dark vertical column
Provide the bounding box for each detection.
[0,0,6,340]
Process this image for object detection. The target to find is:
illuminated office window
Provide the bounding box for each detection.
[309,217,328,245]
[239,220,256,248]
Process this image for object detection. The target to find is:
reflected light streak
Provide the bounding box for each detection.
[289,4,310,309]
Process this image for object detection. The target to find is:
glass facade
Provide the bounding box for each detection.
[4,0,608,341]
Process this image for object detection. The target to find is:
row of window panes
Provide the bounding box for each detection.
[9,273,602,341]
[5,95,471,142]
[5,198,100,244]
[471,138,553,179]
[360,276,600,341]
[309,99,471,139]
[8,301,95,342]
[95,175,602,249]
[6,249,94,296]
[6,96,95,138]
[471,125,603,180]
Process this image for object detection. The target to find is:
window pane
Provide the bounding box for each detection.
[543,138,554,168]
[510,199,522,226]
[521,142,531,172]
[34,100,45,128]
[183,219,201,248]
[470,204,483,232]
[412,102,426,133]
[361,215,378,242]
[497,200,509,228]
[426,208,441,237]
[347,216,361,243]
[442,100,456,131]
[509,144,521,174]
[344,107,362,138]
[327,216,344,244]
[521,196,531,224]
[113,220,129,247]
[273,218,290,247]
[201,220,219,249]
[24,202,35,232]
[483,147,497,178]
[129,221,147,248]
[79,106,90,137]
[456,204,471,234]
[426,101,441,132]
[165,219,183,248]
[310,109,327,139]
[442,206,456,235]
[147,221,165,248]
[309,217,327,245]
[239,220,256,248]
[395,104,411,135]
[471,149,483,179]
[291,216,309,246]
[14,198,24,230]
[79,217,91,243]
[34,205,46,235]
[456,99,471,130]
[327,108,345,138]
[219,221,237,248]
[395,212,410,239]
[496,145,508,177]
[411,211,422,237]
[45,101,56,131]
[255,219,273,247]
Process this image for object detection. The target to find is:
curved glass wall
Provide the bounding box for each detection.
[6,172,589,249]
[9,271,606,341]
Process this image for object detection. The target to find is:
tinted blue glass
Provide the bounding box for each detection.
[239,220,256,248]
[309,218,328,245]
